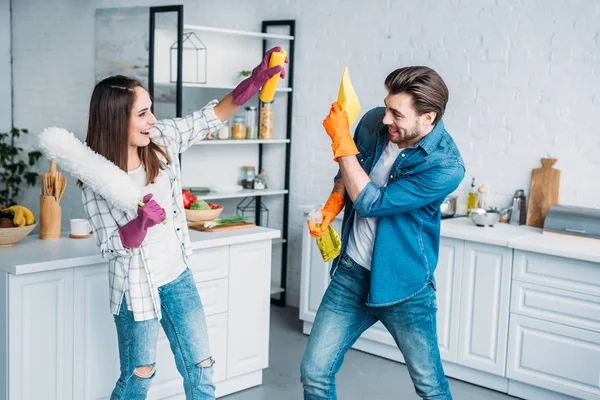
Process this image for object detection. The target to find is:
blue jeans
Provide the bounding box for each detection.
[110,268,215,400]
[301,253,452,400]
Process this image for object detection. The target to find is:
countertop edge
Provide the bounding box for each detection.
[3,228,282,276]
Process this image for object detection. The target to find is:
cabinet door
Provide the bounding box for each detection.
[73,264,119,400]
[299,218,341,322]
[507,314,600,400]
[458,242,512,376]
[8,269,74,400]
[227,241,271,378]
[435,237,464,363]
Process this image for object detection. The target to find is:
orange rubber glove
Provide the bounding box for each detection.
[307,192,345,238]
[322,102,359,161]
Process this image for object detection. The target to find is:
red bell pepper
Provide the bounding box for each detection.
[182,189,197,209]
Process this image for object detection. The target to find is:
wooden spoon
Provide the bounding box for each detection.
[39,172,45,196]
[57,175,67,204]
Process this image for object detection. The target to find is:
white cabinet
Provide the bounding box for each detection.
[507,250,600,400]
[1,237,274,400]
[457,242,512,376]
[7,269,74,400]
[507,314,600,400]
[299,218,341,322]
[435,237,464,363]
[227,241,271,378]
[73,264,119,400]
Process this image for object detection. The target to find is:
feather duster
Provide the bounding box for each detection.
[37,126,142,214]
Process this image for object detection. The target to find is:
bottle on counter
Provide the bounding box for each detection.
[466,178,478,216]
[509,189,527,225]
[477,184,488,210]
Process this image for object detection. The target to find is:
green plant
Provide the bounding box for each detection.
[0,127,42,208]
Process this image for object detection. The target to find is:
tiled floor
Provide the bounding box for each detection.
[225,306,520,399]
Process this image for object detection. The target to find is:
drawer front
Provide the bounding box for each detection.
[513,250,600,296]
[189,246,229,282]
[507,314,600,400]
[196,278,229,317]
[511,281,600,332]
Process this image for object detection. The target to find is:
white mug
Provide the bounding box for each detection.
[70,218,91,239]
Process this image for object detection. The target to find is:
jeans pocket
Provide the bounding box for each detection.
[337,253,357,272]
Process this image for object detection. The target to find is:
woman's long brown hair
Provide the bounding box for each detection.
[82,75,170,187]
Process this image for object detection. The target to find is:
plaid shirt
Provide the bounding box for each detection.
[82,100,223,321]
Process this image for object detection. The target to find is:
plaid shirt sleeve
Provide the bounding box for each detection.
[81,186,133,260]
[150,99,223,153]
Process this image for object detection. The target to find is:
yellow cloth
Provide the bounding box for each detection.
[337,67,361,126]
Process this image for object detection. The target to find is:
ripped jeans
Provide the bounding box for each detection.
[111,268,215,400]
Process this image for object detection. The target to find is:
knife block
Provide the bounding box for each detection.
[39,195,62,240]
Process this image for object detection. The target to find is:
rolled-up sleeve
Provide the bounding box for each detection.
[353,163,465,218]
[150,99,224,153]
[81,187,133,260]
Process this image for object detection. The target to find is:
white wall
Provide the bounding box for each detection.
[0,0,11,131]
[10,0,600,307]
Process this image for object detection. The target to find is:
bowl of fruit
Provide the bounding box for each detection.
[0,206,37,247]
[182,190,223,223]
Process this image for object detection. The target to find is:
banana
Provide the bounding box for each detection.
[1,205,35,227]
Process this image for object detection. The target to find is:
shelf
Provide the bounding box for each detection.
[272,239,287,245]
[184,24,295,41]
[155,82,292,92]
[270,285,286,295]
[196,139,290,146]
[193,189,288,201]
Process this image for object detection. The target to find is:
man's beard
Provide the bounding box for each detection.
[388,124,422,145]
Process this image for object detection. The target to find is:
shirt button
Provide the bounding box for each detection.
[390,174,393,179]
[173,210,176,214]
[401,153,406,157]
[177,228,180,231]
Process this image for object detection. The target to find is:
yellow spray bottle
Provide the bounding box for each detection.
[259,49,287,103]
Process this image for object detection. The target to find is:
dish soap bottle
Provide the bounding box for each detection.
[466,178,478,216]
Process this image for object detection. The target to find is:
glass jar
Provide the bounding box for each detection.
[231,116,246,140]
[240,166,256,189]
[260,102,274,139]
[217,122,230,140]
[245,106,258,139]
[254,168,267,190]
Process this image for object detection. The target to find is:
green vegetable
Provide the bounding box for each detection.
[204,215,250,228]
[190,200,211,210]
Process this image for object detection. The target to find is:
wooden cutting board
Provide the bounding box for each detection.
[526,158,561,228]
[188,221,256,232]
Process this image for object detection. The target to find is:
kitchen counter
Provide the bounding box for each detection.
[299,205,600,264]
[1,226,280,275]
[440,216,540,247]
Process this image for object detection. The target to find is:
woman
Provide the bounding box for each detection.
[81,47,287,400]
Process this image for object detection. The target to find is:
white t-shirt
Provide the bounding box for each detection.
[345,141,404,270]
[129,165,188,287]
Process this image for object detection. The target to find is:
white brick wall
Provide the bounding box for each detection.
[0,0,11,131]
[10,0,600,307]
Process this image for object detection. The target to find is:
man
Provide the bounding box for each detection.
[301,66,465,400]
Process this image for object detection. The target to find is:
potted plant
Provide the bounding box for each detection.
[0,127,42,208]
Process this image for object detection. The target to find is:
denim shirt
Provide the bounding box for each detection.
[333,107,465,307]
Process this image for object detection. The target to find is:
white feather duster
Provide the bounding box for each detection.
[37,126,143,214]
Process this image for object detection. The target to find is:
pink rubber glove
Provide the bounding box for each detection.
[231,46,290,106]
[118,193,166,249]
